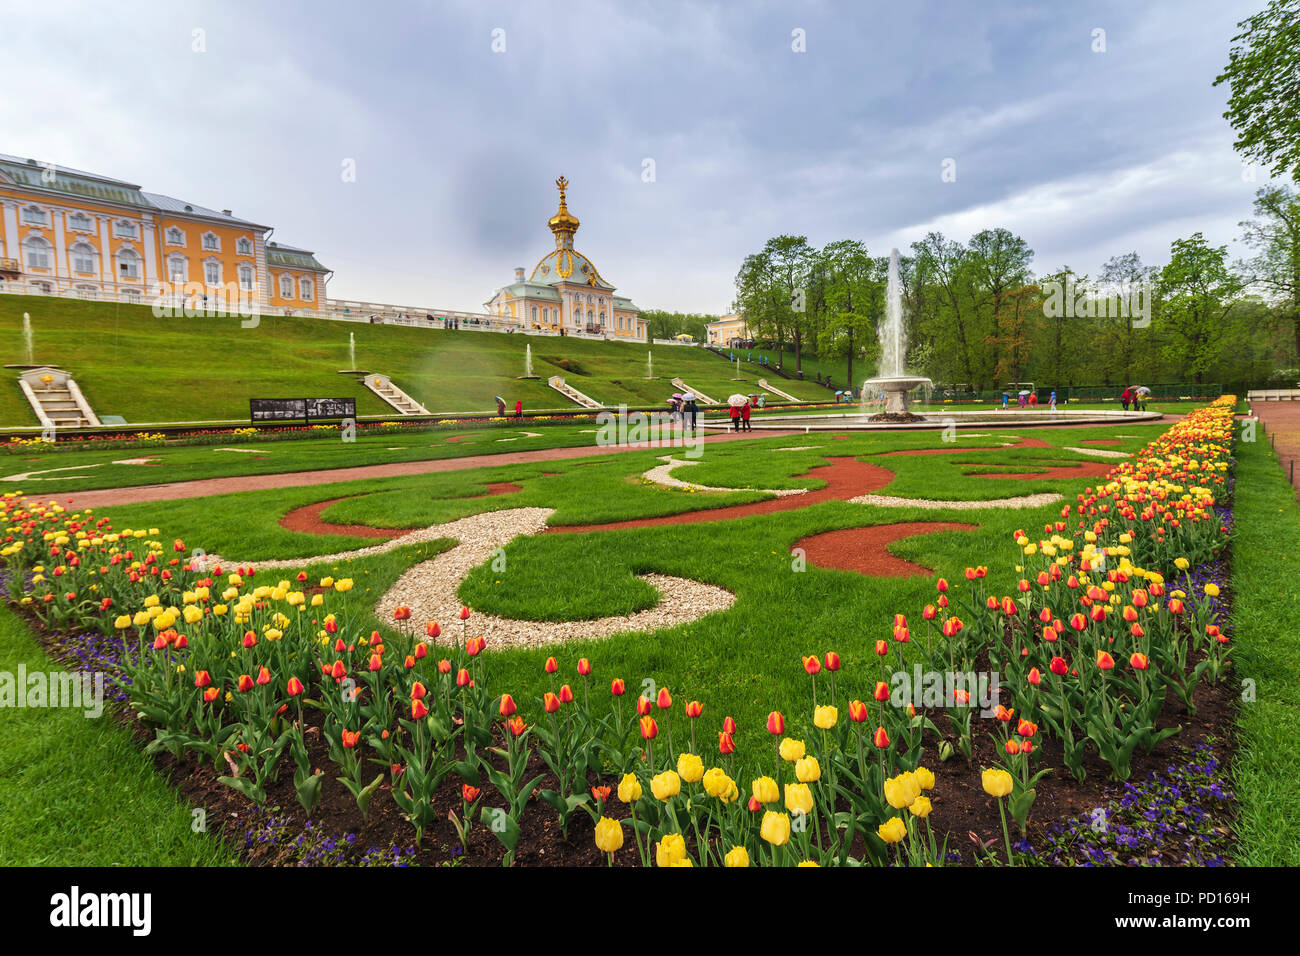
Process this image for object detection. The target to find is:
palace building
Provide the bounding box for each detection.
[0,153,329,310]
[485,176,645,339]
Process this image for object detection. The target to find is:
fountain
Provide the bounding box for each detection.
[862,249,931,422]
[645,350,654,379]
[520,343,539,379]
[23,313,33,365]
[337,329,368,376]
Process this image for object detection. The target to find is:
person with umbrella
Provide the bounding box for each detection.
[742,395,755,431]
[682,391,697,430]
[1134,385,1151,411]
[728,396,743,431]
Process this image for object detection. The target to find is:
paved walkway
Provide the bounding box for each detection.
[1252,402,1300,499]
[42,429,802,510]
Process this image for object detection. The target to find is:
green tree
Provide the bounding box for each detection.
[1156,234,1245,385]
[1239,184,1300,361]
[1214,0,1300,181]
[815,239,879,388]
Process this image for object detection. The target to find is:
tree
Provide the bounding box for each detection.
[815,239,879,388]
[1156,234,1245,385]
[1214,0,1300,181]
[969,228,1034,366]
[1239,184,1300,361]
[1096,252,1157,387]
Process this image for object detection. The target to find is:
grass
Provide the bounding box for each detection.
[1227,434,1300,865]
[0,294,829,426]
[0,603,237,865]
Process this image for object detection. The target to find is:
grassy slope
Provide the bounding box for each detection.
[0,294,827,426]
[0,604,236,865]
[1229,435,1300,865]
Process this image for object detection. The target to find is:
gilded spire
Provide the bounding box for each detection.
[548,174,580,248]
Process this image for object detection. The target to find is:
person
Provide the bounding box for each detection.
[741,398,753,431]
[683,393,697,430]
[1049,390,1057,411]
[728,401,742,431]
[1120,387,1132,411]
[1018,392,1027,408]
[515,399,523,418]
[1002,391,1009,410]
[1134,386,1150,411]
[1028,391,1038,407]
[495,396,506,416]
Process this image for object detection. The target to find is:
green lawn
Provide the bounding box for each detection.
[1228,434,1300,865]
[1,294,829,426]
[0,604,237,865]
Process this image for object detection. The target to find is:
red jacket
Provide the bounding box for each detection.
[741,403,752,420]
[729,405,740,418]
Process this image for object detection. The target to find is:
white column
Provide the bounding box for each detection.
[141,213,156,284]
[0,199,14,259]
[54,212,68,278]
[99,218,113,287]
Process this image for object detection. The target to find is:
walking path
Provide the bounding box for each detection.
[1252,402,1300,499]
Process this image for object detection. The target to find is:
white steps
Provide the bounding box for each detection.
[670,378,719,405]
[758,378,800,402]
[363,373,430,416]
[18,367,100,430]
[548,375,604,409]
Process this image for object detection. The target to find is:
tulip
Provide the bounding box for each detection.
[874,680,890,702]
[411,698,429,720]
[760,810,791,846]
[982,767,1013,798]
[1130,652,1149,670]
[1027,667,1042,686]
[685,700,703,718]
[718,730,735,755]
[914,766,935,790]
[499,693,517,717]
[618,773,643,803]
[656,687,672,709]
[1005,739,1022,755]
[824,651,841,671]
[802,655,821,675]
[341,729,360,749]
[1097,651,1115,671]
[1016,718,1038,738]
[784,783,813,815]
[651,770,681,801]
[639,715,658,739]
[577,658,592,676]
[544,656,558,674]
[1049,656,1069,676]
[779,738,805,762]
[411,681,427,700]
[656,833,687,866]
[877,816,907,844]
[610,678,626,696]
[456,668,471,687]
[847,699,868,723]
[506,716,526,736]
[194,670,211,688]
[766,711,785,735]
[462,784,481,802]
[676,752,704,784]
[636,695,653,716]
[813,704,837,729]
[558,684,574,704]
[594,817,623,855]
[722,716,737,734]
[751,776,779,804]
[795,756,821,783]
[724,845,750,867]
[425,622,441,639]
[909,796,932,818]
[237,674,254,693]
[873,726,890,748]
[884,772,921,810]
[543,691,561,713]
[459,606,471,620]
[875,639,889,655]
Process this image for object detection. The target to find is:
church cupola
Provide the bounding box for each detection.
[547,175,580,249]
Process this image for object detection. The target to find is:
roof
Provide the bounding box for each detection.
[265,242,329,273]
[0,153,151,208]
[143,192,268,229]
[529,247,614,290]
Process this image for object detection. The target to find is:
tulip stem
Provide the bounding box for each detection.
[997,798,1014,866]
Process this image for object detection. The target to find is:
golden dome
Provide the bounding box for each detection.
[548,175,580,247]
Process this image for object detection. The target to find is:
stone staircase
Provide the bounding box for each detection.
[18,367,100,430]
[670,378,719,405]
[547,375,604,409]
[363,373,430,416]
[757,378,800,402]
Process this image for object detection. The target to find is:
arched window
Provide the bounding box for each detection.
[115,219,138,239]
[299,277,313,300]
[167,254,188,283]
[67,212,93,233]
[237,264,254,291]
[75,284,97,300]
[201,232,220,251]
[204,259,222,285]
[22,205,48,226]
[531,306,538,322]
[279,274,294,299]
[116,248,141,280]
[22,235,52,270]
[236,237,253,255]
[70,241,97,275]
[165,227,185,246]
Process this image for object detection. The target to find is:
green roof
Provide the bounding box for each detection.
[0,154,150,208]
[266,244,328,272]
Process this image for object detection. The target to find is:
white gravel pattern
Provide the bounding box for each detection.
[642,456,809,496]
[1063,446,1132,459]
[850,492,1063,510]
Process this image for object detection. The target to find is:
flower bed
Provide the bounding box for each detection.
[0,398,1240,865]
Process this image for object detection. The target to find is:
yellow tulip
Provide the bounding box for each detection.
[797,860,820,867]
[784,783,814,816]
[914,766,935,790]
[1204,582,1219,597]
[982,768,1014,798]
[813,705,838,729]
[884,771,921,810]
[779,738,805,762]
[651,770,681,801]
[751,776,779,804]
[656,833,687,866]
[617,773,642,803]
[909,795,932,818]
[794,756,821,783]
[594,816,623,854]
[724,845,750,867]
[702,767,731,798]
[676,752,704,784]
[878,816,907,843]
[760,810,791,846]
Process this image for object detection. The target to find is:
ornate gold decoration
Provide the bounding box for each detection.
[547,174,580,248]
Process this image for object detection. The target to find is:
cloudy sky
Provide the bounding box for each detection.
[2,0,1279,314]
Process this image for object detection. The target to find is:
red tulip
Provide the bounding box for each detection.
[237,674,254,692]
[873,681,890,702]
[824,651,841,671]
[766,711,785,735]
[718,731,735,755]
[610,678,626,696]
[1016,719,1037,738]
[256,666,271,685]
[544,692,561,713]
[1050,656,1069,676]
[847,700,868,723]
[459,606,471,620]
[194,670,211,688]
[1027,667,1042,686]
[462,784,481,802]
[722,716,737,734]
[499,693,517,717]
[803,654,821,675]
[544,656,558,674]
[425,621,441,639]
[656,687,672,709]
[1096,651,1115,670]
[639,715,658,739]
[577,658,591,676]
[287,677,304,696]
[411,681,427,700]
[685,700,703,718]
[456,668,471,687]
[873,726,890,748]
[1130,652,1149,670]
[558,684,574,704]
[341,729,360,748]
[636,695,653,716]
[411,698,429,720]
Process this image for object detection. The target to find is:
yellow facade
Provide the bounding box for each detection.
[0,153,328,310]
[706,314,749,346]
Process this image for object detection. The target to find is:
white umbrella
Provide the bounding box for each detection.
[1018,390,1031,396]
[681,392,695,402]
[728,393,749,406]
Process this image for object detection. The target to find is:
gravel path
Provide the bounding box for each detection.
[642,456,809,496]
[225,507,736,650]
[850,492,1063,510]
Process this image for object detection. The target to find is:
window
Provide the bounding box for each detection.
[238,264,254,291]
[165,227,185,246]
[201,232,220,251]
[236,237,252,255]
[204,260,221,285]
[71,242,97,275]
[22,236,52,270]
[116,248,141,280]
[75,284,98,300]
[34,281,53,294]
[22,205,48,226]
[67,212,93,232]
[167,255,188,283]
[122,288,142,301]
[279,275,294,298]
[114,219,138,239]
[531,306,538,322]
[299,277,313,300]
